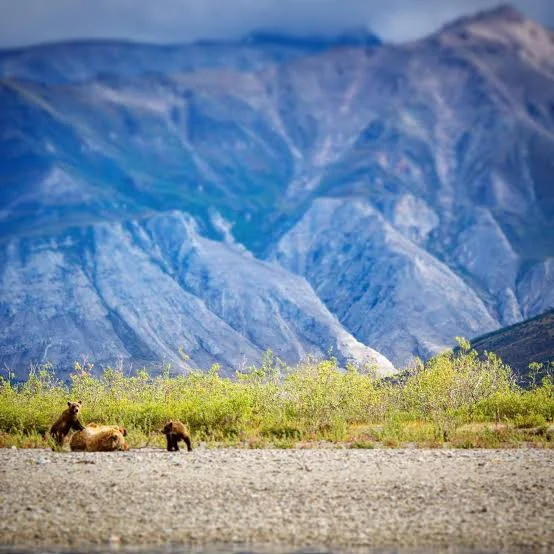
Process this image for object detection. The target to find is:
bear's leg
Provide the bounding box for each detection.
[71,419,85,432]
[54,432,64,446]
[165,434,173,451]
[172,435,180,451]
[183,435,192,452]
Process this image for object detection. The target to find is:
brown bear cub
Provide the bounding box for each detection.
[50,401,85,446]
[163,420,192,451]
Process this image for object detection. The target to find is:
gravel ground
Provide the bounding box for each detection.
[0,447,552,552]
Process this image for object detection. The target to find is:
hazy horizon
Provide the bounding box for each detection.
[0,0,553,50]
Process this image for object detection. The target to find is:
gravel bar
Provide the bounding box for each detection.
[0,448,552,552]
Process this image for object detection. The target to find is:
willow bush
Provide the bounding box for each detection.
[399,338,517,439]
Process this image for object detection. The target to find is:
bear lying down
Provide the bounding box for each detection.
[70,423,128,452]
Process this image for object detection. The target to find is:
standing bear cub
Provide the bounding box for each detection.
[163,420,192,451]
[50,401,85,446]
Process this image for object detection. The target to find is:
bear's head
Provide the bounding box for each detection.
[162,421,174,434]
[67,400,82,415]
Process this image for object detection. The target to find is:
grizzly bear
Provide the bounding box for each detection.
[70,423,128,452]
[50,401,85,446]
[162,420,192,451]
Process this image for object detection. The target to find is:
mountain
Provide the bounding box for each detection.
[0,211,391,376]
[469,309,554,381]
[0,28,381,85]
[0,5,553,377]
[271,4,554,361]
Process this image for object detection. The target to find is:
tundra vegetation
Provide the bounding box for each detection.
[0,339,552,449]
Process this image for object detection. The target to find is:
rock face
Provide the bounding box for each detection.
[272,198,498,363]
[0,212,393,377]
[0,7,553,376]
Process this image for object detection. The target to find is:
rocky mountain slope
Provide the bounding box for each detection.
[0,6,553,377]
[470,309,554,381]
[0,210,391,376]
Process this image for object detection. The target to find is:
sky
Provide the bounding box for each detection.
[0,0,553,49]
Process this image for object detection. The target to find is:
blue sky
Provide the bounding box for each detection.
[0,0,553,48]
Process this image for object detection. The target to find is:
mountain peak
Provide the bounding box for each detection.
[434,3,553,52]
[441,4,525,34]
[469,4,524,23]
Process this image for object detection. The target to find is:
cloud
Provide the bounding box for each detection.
[0,0,553,49]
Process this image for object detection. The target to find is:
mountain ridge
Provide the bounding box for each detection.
[0,5,553,376]
[469,308,554,380]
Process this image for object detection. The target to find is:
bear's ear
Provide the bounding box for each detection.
[67,401,72,407]
[77,400,82,405]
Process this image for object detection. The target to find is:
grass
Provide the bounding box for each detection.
[0,340,552,449]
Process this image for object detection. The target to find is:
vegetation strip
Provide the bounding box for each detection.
[1,341,552,449]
